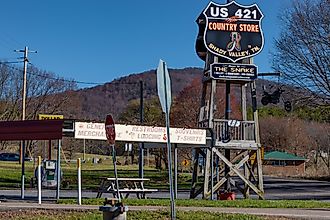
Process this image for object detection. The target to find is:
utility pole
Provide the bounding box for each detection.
[15,46,37,199]
[15,47,37,121]
[139,80,144,178]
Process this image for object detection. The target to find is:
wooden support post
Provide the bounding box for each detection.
[203,148,211,199]
[190,149,199,198]
[207,150,249,198]
[213,148,264,198]
[251,80,264,199]
[244,159,250,198]
[257,147,264,199]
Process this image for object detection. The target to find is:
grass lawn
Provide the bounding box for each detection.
[0,160,193,190]
[0,209,282,220]
[58,198,330,209]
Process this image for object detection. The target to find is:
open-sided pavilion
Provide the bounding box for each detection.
[0,120,63,199]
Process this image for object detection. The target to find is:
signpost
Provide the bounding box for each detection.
[105,114,120,202]
[157,59,176,220]
[157,60,171,113]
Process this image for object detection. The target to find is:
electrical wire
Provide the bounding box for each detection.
[0,61,143,87]
[0,61,103,86]
[0,61,23,64]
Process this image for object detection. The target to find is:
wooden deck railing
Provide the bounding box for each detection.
[199,119,256,142]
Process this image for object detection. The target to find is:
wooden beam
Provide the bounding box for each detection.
[213,148,264,198]
[190,149,200,199]
[205,151,249,198]
[257,147,264,199]
[203,148,211,199]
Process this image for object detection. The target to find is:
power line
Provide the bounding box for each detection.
[0,60,142,87]
[27,63,105,85]
[0,61,104,86]
[0,60,23,64]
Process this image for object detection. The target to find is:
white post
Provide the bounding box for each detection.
[56,140,61,200]
[147,148,150,167]
[174,145,178,199]
[83,139,86,161]
[77,158,82,205]
[38,156,42,205]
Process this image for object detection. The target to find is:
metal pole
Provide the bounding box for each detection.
[83,139,86,161]
[139,80,144,179]
[56,140,61,200]
[147,148,150,167]
[211,148,214,200]
[163,62,176,220]
[21,141,25,199]
[48,140,51,160]
[77,158,81,205]
[225,81,231,193]
[38,156,42,205]
[112,144,121,202]
[174,145,178,199]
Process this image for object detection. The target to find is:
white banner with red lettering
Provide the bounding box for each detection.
[74,122,206,145]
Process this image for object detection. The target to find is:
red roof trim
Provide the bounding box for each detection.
[0,120,63,141]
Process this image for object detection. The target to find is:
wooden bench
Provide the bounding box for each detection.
[96,177,158,199]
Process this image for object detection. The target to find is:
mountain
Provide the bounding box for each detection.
[66,67,313,122]
[72,68,203,121]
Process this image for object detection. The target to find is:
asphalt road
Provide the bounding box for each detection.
[262,177,330,201]
[1,176,330,201]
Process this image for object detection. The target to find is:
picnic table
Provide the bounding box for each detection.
[96,177,158,199]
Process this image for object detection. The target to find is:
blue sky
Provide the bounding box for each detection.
[0,0,291,88]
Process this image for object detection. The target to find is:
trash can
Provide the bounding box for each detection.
[99,204,128,220]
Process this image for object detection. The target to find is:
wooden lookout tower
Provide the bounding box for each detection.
[190,0,265,200]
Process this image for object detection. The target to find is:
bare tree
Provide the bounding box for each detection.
[0,64,22,120]
[0,64,78,154]
[26,65,77,119]
[273,0,330,104]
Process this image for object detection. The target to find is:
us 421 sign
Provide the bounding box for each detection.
[203,1,264,62]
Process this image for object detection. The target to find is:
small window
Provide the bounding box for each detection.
[271,160,286,166]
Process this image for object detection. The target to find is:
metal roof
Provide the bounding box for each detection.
[264,151,306,161]
[0,120,63,141]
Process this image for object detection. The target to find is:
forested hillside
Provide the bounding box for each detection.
[68,67,323,122]
[70,68,202,121]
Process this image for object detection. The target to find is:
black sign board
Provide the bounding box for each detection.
[62,119,75,137]
[211,63,258,81]
[203,1,264,62]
